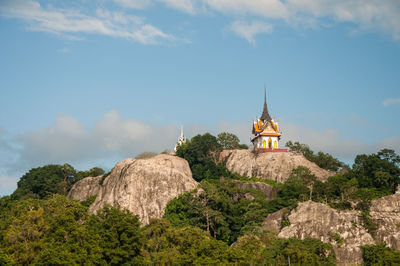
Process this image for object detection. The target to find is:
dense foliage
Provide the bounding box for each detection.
[176,133,225,181]
[312,149,400,206]
[164,174,309,244]
[11,164,105,200]
[0,195,335,265]
[362,244,400,265]
[286,141,344,172]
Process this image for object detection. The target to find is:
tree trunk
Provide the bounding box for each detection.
[205,211,210,234]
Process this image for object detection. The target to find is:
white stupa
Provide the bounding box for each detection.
[174,126,186,152]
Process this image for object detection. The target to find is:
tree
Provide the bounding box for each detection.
[11,164,77,200]
[87,206,145,265]
[176,133,223,181]
[230,231,336,265]
[285,141,314,159]
[76,167,105,180]
[289,167,317,200]
[144,219,230,265]
[353,149,400,193]
[362,244,400,265]
[0,195,102,265]
[217,132,247,150]
[285,141,343,172]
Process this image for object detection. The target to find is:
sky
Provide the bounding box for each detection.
[1,0,400,196]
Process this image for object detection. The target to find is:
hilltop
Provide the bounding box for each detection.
[1,132,399,265]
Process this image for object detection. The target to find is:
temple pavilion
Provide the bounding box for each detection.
[251,89,287,152]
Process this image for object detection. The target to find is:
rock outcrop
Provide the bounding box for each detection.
[370,189,400,250]
[220,149,334,183]
[260,208,289,233]
[70,154,198,225]
[277,201,374,265]
[68,175,102,201]
[235,181,279,201]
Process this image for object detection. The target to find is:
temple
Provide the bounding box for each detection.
[251,88,287,152]
[174,126,187,152]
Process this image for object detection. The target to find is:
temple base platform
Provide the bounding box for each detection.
[253,148,288,153]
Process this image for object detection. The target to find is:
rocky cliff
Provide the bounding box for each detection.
[68,175,102,201]
[261,193,400,265]
[220,149,334,183]
[69,154,198,224]
[277,201,374,265]
[370,187,400,250]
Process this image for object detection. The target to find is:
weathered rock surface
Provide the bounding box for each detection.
[235,181,279,200]
[260,208,289,233]
[84,154,198,225]
[68,175,102,201]
[370,189,400,250]
[220,149,334,183]
[278,201,374,265]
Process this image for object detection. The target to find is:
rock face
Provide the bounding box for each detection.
[220,150,334,183]
[68,175,102,201]
[260,208,289,233]
[235,181,279,201]
[370,191,400,250]
[70,154,198,225]
[277,201,374,265]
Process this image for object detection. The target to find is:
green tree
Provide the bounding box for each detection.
[0,195,102,265]
[289,166,317,200]
[217,132,248,150]
[286,141,314,159]
[165,179,282,243]
[230,231,336,265]
[353,149,400,194]
[11,164,77,199]
[87,206,145,265]
[76,167,105,180]
[285,141,343,172]
[362,244,400,265]
[144,219,230,265]
[176,133,223,181]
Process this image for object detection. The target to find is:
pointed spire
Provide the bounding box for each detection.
[180,125,184,138]
[260,85,272,121]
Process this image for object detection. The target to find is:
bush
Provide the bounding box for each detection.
[362,244,400,265]
[135,152,157,159]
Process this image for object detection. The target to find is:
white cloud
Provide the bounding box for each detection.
[159,0,197,14]
[2,0,400,43]
[203,0,289,19]
[114,0,152,9]
[383,98,400,106]
[230,20,273,44]
[114,0,400,41]
[15,110,176,168]
[205,0,400,40]
[0,0,174,44]
[286,0,400,40]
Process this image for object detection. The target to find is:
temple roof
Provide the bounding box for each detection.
[260,88,272,122]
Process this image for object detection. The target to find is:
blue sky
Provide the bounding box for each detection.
[1,0,400,196]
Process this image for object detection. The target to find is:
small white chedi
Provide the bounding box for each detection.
[174,126,187,152]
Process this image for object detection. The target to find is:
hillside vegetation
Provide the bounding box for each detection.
[1,132,399,265]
